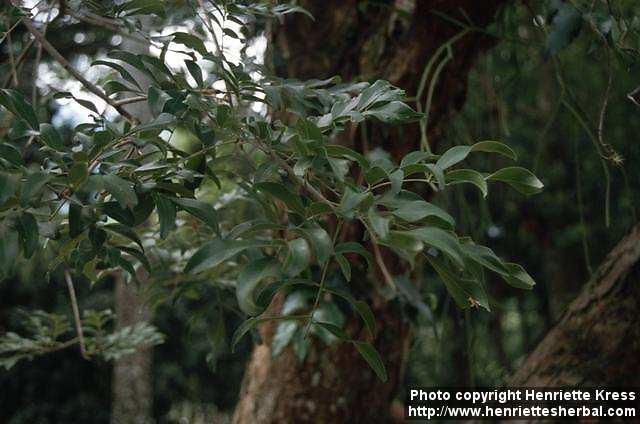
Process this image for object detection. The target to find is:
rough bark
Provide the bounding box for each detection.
[234,2,505,423]
[509,223,640,387]
[111,274,153,424]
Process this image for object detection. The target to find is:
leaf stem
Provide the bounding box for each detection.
[304,220,343,337]
[64,269,89,360]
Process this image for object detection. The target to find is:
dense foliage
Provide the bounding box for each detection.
[1,0,638,421]
[0,0,542,380]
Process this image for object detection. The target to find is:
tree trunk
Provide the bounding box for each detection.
[111,35,154,424]
[111,274,153,424]
[509,223,640,387]
[234,2,505,423]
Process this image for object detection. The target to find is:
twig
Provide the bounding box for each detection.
[32,6,54,105]
[18,14,137,123]
[304,220,343,337]
[597,49,613,157]
[6,30,19,87]
[67,9,150,46]
[270,151,336,207]
[360,220,397,290]
[112,88,226,107]
[2,39,35,88]
[416,29,468,152]
[64,269,90,360]
[0,18,22,44]
[195,0,235,107]
[371,239,397,290]
[112,95,148,107]
[42,337,79,354]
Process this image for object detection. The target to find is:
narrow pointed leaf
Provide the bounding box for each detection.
[487,167,544,195]
[446,169,488,197]
[353,341,387,382]
[236,258,281,316]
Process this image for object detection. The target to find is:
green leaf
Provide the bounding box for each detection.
[172,32,208,55]
[132,194,154,226]
[0,89,39,129]
[104,80,139,96]
[365,166,388,185]
[39,123,65,151]
[0,228,18,277]
[325,145,370,169]
[362,101,423,124]
[102,202,135,226]
[334,242,373,269]
[147,87,171,116]
[400,151,432,168]
[283,238,311,277]
[487,167,544,195]
[102,174,138,209]
[406,227,464,268]
[272,319,299,357]
[186,239,268,274]
[103,223,144,251]
[313,321,348,340]
[172,197,218,232]
[130,112,176,133]
[368,208,390,240]
[0,143,24,167]
[299,225,332,264]
[353,341,387,382]
[69,204,85,237]
[446,169,488,197]
[503,262,536,289]
[427,255,490,311]
[185,60,204,87]
[20,171,50,207]
[231,314,304,352]
[18,212,38,258]
[236,258,281,316]
[153,193,176,238]
[426,163,445,190]
[471,141,517,160]
[327,157,349,182]
[436,145,471,170]
[116,245,151,272]
[388,169,404,195]
[92,60,142,90]
[462,243,510,276]
[356,80,402,110]
[0,172,18,205]
[231,317,260,351]
[121,0,166,16]
[337,187,369,218]
[254,182,305,216]
[307,202,333,218]
[545,1,582,58]
[335,254,351,281]
[322,288,376,337]
[108,50,146,73]
[68,163,88,187]
[380,231,423,269]
[390,200,454,227]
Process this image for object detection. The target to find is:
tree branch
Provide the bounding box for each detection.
[18,15,137,123]
[64,269,90,360]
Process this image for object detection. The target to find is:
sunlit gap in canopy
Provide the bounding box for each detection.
[31,6,267,126]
